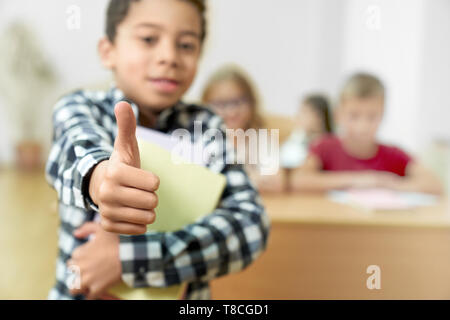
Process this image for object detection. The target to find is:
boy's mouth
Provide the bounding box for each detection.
[148,77,181,94]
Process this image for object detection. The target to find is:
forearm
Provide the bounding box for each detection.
[46,98,114,210]
[88,160,109,205]
[251,168,287,193]
[118,179,270,288]
[290,170,356,192]
[46,137,111,209]
[390,176,443,195]
[392,162,445,196]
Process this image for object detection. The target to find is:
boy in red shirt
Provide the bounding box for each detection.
[290,73,442,195]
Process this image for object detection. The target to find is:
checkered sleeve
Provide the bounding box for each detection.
[45,92,114,211]
[118,113,271,288]
[119,165,270,288]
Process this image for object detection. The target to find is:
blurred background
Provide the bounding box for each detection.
[1,0,450,299]
[1,0,450,167]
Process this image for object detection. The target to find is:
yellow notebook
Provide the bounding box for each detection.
[108,131,227,300]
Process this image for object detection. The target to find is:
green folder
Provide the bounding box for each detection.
[108,138,227,299]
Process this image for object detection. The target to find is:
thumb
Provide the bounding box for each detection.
[113,101,141,168]
[73,222,100,239]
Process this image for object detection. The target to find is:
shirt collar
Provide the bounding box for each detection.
[106,84,184,131]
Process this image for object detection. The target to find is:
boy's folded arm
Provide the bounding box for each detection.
[45,93,114,211]
[118,165,270,289]
[290,154,354,192]
[291,155,443,194]
[390,161,444,195]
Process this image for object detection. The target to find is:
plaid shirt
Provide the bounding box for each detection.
[45,86,270,300]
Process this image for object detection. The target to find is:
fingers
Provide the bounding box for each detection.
[106,161,160,192]
[113,101,140,168]
[67,256,117,300]
[67,259,88,296]
[69,283,87,297]
[86,282,109,301]
[99,293,120,300]
[96,164,159,233]
[73,222,100,239]
[98,182,157,217]
[105,186,158,210]
[101,206,156,225]
[115,102,137,146]
[100,218,147,235]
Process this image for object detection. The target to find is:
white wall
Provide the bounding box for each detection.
[0,0,449,165]
[186,0,346,116]
[0,95,14,164]
[418,0,450,147]
[0,0,111,164]
[0,0,110,87]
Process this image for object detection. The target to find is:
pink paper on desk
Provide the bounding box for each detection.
[328,188,438,211]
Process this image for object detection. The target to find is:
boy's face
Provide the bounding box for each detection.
[337,96,384,145]
[100,0,202,111]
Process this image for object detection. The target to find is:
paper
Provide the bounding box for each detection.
[108,127,227,300]
[136,126,179,151]
[328,188,438,211]
[108,281,187,300]
[136,126,207,167]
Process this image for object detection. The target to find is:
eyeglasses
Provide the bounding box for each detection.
[209,96,250,111]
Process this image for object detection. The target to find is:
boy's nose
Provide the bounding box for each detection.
[349,122,368,137]
[156,40,179,67]
[226,107,240,117]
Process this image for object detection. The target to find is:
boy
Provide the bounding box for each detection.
[290,73,442,195]
[45,0,269,300]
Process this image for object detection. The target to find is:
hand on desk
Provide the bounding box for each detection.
[89,102,160,235]
[350,171,400,189]
[67,222,122,300]
[351,164,443,196]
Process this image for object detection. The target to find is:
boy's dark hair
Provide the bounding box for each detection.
[106,0,207,43]
[303,94,333,133]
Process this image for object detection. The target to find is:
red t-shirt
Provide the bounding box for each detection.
[309,135,412,176]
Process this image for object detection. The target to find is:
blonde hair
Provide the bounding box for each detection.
[340,72,385,102]
[201,64,265,130]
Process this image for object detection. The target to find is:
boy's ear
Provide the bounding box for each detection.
[98,36,116,70]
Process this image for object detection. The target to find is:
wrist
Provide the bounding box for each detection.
[89,160,109,205]
[387,178,408,191]
[343,172,362,188]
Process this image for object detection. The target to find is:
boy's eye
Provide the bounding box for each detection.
[141,36,157,44]
[178,42,196,51]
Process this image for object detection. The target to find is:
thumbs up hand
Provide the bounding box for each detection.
[110,101,141,168]
[88,102,159,235]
